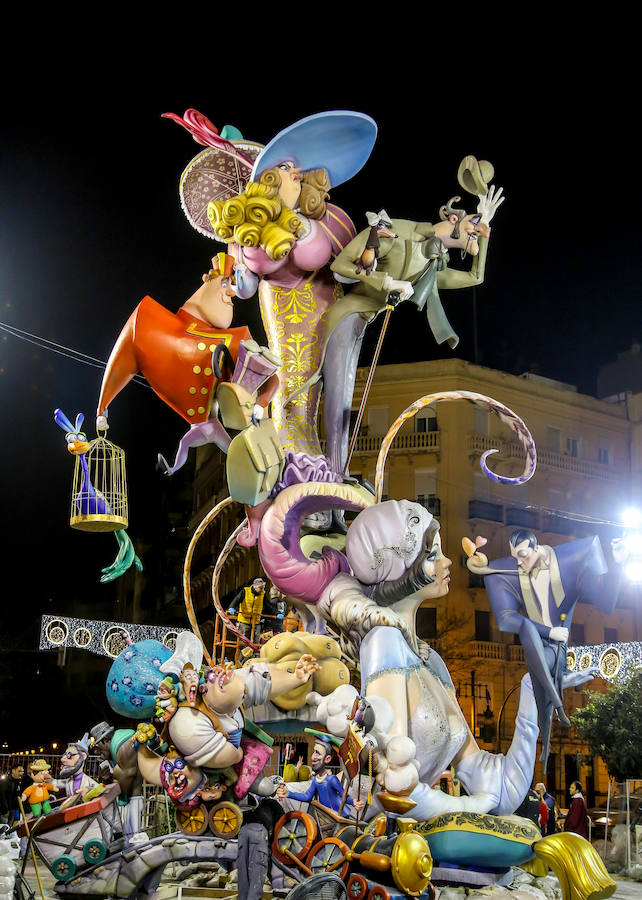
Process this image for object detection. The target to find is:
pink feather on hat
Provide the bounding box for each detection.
[162,108,252,164]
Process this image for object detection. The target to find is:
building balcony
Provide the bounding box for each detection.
[469,500,599,538]
[505,506,540,529]
[541,513,575,535]
[508,645,526,664]
[321,430,440,457]
[469,640,506,660]
[469,499,504,522]
[466,434,623,483]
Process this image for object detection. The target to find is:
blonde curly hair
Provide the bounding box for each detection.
[207,167,331,261]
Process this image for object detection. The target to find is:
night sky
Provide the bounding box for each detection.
[0,61,637,743]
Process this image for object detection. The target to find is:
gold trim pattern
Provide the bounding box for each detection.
[260,278,332,455]
[417,812,540,845]
[184,324,233,345]
[567,650,577,671]
[272,283,317,325]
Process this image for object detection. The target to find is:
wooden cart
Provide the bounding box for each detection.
[18,783,124,883]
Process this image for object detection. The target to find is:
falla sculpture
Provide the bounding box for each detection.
[42,108,615,900]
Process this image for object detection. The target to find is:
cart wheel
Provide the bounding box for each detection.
[52,854,77,882]
[367,887,391,900]
[83,838,107,864]
[209,801,243,839]
[305,837,350,880]
[175,802,209,836]
[346,873,369,900]
[272,811,317,864]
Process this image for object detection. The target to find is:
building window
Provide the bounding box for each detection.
[570,623,585,645]
[598,447,610,465]
[475,610,491,642]
[473,472,491,501]
[417,607,437,640]
[415,469,437,501]
[474,408,488,436]
[367,406,389,436]
[566,436,579,458]
[547,427,561,453]
[416,411,438,433]
[604,627,618,644]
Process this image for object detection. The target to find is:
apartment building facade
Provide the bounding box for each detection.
[188,357,642,806]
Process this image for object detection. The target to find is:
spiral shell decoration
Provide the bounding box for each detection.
[375,390,537,501]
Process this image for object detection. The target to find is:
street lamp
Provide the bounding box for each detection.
[625,561,642,584]
[457,672,495,741]
[621,508,642,528]
[620,507,642,583]
[478,699,496,744]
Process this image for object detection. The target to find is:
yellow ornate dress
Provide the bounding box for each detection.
[234,204,356,458]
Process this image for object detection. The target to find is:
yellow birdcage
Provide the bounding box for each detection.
[69,434,129,532]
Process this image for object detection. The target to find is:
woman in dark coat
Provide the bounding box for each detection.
[563,780,589,839]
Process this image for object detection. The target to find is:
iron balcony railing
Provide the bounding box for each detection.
[321,430,440,456]
[466,434,623,482]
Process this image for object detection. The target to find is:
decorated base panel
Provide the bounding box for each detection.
[416,813,540,869]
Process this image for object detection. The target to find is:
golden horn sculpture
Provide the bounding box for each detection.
[533,833,616,900]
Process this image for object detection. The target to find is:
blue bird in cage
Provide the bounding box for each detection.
[54,408,143,583]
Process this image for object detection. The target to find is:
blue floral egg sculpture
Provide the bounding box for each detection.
[106,640,172,718]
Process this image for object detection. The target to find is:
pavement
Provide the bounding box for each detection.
[612,881,642,900]
[15,858,642,900]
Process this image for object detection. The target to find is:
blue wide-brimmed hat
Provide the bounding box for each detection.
[251,111,377,188]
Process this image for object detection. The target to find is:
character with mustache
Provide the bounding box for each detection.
[55,734,99,799]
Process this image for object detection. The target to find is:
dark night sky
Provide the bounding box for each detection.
[0,53,638,740]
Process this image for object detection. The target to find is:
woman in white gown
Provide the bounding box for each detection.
[313,499,540,821]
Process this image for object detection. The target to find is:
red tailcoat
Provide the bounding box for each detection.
[98,296,252,424]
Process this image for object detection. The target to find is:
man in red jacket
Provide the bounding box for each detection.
[96,252,280,474]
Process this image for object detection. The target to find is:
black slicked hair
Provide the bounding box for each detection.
[509,529,538,550]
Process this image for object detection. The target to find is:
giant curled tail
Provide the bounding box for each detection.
[258,481,374,603]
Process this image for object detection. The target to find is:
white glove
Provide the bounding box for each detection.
[96,414,109,431]
[476,185,505,225]
[379,736,419,793]
[611,538,630,564]
[549,626,569,643]
[252,404,265,422]
[382,275,414,301]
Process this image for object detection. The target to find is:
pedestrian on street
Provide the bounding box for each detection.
[563,780,589,839]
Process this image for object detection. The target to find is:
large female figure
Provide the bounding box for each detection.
[205,112,376,476]
[320,499,539,820]
[257,482,540,821]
